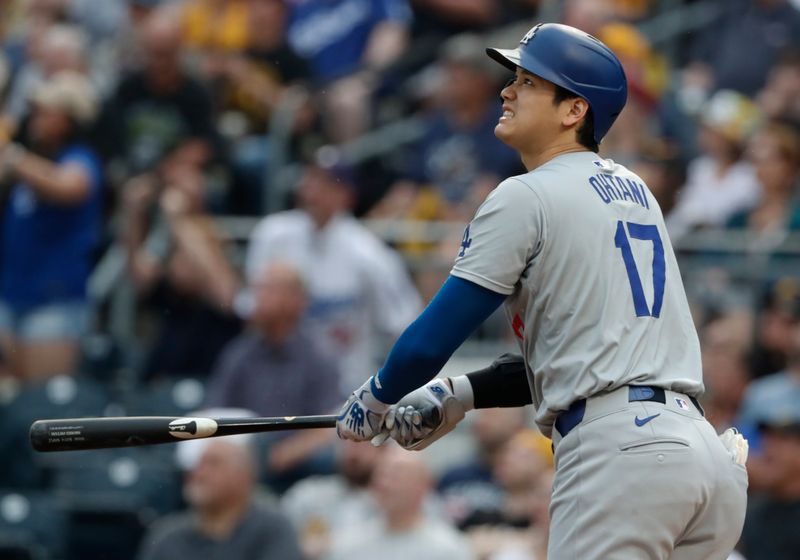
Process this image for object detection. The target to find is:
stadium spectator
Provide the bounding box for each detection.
[180,0,250,57]
[0,0,68,85]
[437,407,526,529]
[594,22,668,165]
[205,261,340,415]
[281,439,386,559]
[699,312,753,431]
[205,261,340,486]
[463,429,553,559]
[684,0,800,98]
[666,90,761,241]
[2,23,89,136]
[97,8,218,182]
[0,71,102,381]
[328,447,474,560]
[246,158,422,394]
[757,49,800,125]
[138,437,305,560]
[410,0,498,40]
[391,0,503,84]
[123,160,242,381]
[475,466,553,560]
[0,52,9,112]
[739,410,800,559]
[286,0,412,142]
[98,0,169,84]
[560,0,615,37]
[369,33,521,223]
[748,277,800,380]
[219,0,314,214]
[219,0,311,135]
[738,296,800,436]
[491,429,552,526]
[726,121,800,243]
[66,0,129,46]
[628,139,686,217]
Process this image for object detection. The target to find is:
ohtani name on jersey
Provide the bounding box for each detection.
[588,174,650,209]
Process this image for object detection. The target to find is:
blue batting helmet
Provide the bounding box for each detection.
[486,23,628,143]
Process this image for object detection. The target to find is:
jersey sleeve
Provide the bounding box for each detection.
[451,177,546,295]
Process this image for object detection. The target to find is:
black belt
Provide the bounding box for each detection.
[554,386,704,439]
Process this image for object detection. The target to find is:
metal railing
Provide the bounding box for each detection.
[90,218,800,307]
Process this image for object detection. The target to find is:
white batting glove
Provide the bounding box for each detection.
[336,377,391,442]
[719,427,749,466]
[373,377,474,451]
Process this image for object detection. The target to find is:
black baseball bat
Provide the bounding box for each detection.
[30,414,338,452]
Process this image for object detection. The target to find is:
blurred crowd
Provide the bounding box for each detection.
[1,0,800,559]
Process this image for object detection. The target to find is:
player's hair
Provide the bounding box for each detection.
[553,85,599,153]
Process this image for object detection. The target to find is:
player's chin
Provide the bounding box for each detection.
[494,121,516,146]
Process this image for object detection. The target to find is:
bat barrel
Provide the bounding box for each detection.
[30,415,338,452]
[30,417,194,452]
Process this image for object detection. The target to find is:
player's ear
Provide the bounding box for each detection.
[562,97,590,128]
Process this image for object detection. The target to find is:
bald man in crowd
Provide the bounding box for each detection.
[328,448,473,560]
[138,436,303,560]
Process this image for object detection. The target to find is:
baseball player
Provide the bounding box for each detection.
[336,23,749,559]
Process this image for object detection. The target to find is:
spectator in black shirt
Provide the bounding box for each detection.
[97,8,218,178]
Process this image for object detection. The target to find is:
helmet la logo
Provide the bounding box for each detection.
[520,23,542,45]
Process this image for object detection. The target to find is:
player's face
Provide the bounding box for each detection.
[495,68,563,155]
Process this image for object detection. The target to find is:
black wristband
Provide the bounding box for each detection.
[465,353,533,409]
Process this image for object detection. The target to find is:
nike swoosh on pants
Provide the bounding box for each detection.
[634,413,661,427]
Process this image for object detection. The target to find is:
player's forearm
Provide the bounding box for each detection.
[371,275,505,404]
[461,353,532,408]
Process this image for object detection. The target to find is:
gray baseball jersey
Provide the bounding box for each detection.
[451,151,703,436]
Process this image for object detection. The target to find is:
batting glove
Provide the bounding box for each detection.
[374,377,473,451]
[719,427,749,466]
[336,377,391,442]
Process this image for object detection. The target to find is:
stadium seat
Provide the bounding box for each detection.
[0,376,113,488]
[0,543,46,560]
[0,491,67,560]
[52,448,182,516]
[5,374,110,422]
[123,377,206,416]
[50,448,183,560]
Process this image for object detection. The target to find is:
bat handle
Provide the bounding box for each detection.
[421,405,442,429]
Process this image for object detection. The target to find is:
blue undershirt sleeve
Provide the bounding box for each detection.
[370,275,507,404]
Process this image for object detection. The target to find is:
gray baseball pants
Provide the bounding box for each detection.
[548,386,748,559]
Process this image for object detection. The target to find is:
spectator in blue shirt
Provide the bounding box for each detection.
[287,0,411,83]
[287,0,412,143]
[0,71,103,381]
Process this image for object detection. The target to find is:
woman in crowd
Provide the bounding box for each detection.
[726,121,800,243]
[0,71,103,381]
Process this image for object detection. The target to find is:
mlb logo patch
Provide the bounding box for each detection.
[675,398,691,411]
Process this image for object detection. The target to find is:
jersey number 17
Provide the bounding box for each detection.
[614,220,665,318]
